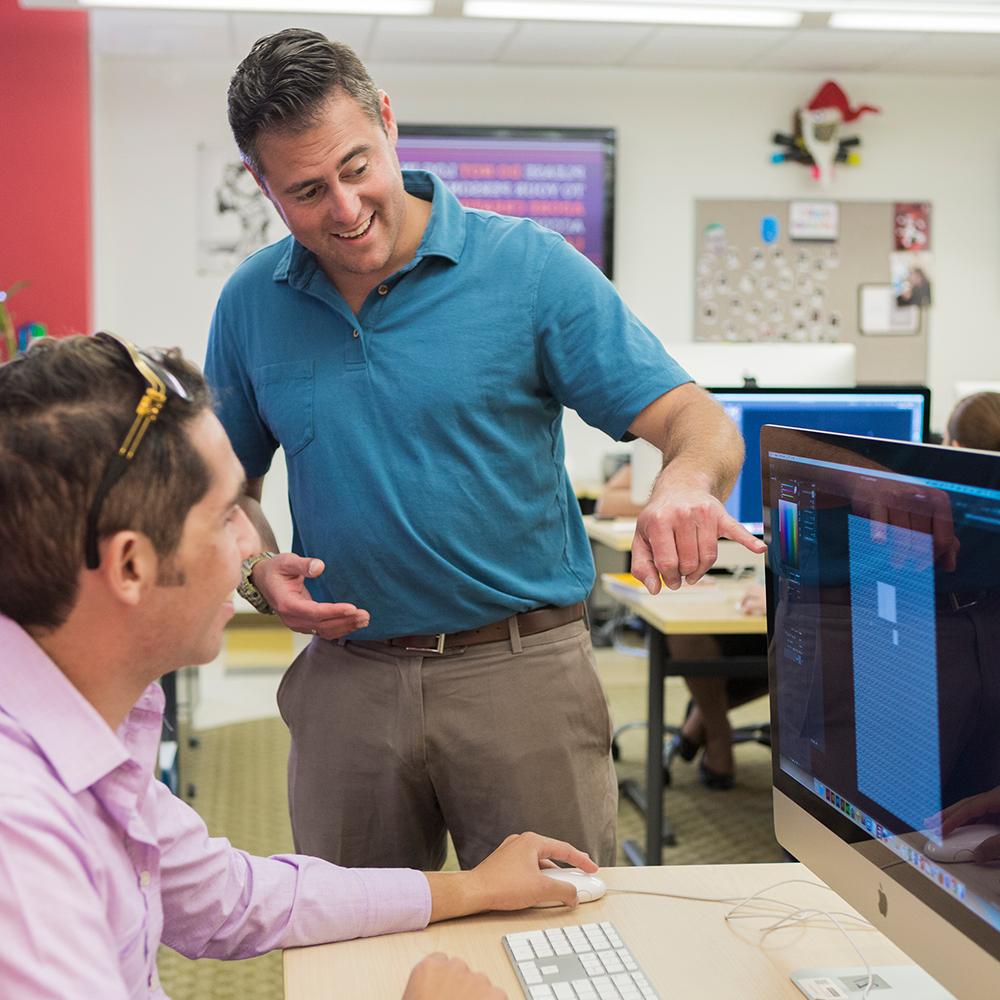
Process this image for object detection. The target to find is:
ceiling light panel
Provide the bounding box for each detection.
[464,2,802,28]
[830,10,1000,32]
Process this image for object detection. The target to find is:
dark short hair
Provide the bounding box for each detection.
[947,391,1000,453]
[0,335,212,630]
[227,28,382,178]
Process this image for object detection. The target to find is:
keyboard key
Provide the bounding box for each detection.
[519,961,542,985]
[505,922,658,1000]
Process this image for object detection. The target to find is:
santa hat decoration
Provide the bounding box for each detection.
[806,80,880,123]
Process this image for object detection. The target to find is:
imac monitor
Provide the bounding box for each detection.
[716,386,929,534]
[763,427,1000,999]
[396,125,615,278]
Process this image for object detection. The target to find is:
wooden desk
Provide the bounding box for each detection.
[583,514,637,553]
[284,863,916,1000]
[601,573,766,864]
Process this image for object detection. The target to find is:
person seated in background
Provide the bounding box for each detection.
[945,391,1000,452]
[596,461,767,790]
[0,334,595,1000]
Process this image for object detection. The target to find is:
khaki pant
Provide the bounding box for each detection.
[276,617,618,870]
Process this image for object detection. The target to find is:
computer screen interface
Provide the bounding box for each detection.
[763,427,1000,961]
[716,388,928,534]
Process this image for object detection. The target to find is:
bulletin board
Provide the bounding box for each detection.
[693,199,928,384]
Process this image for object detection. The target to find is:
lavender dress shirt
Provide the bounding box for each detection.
[0,615,432,998]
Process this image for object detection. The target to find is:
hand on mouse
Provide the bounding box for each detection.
[424,831,598,922]
[401,953,507,1000]
[933,785,1000,838]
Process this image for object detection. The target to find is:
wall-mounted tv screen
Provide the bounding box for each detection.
[396,126,616,278]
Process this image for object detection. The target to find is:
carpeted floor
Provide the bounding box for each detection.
[157,644,784,999]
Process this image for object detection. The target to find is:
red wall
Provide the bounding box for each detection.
[0,0,91,338]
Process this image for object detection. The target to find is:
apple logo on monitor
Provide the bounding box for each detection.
[878,885,888,918]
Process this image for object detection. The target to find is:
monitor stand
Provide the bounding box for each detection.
[791,966,955,999]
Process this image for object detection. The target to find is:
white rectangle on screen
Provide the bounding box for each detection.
[877,581,898,624]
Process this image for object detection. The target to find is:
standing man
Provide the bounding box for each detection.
[207,29,763,871]
[0,333,596,999]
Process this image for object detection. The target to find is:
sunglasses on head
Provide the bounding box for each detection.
[84,332,190,570]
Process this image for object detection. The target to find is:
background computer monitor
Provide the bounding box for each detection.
[762,426,1000,999]
[663,341,857,388]
[715,386,930,534]
[396,124,616,278]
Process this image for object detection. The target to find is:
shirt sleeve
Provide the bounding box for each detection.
[0,791,130,1000]
[533,236,691,441]
[205,295,279,480]
[153,780,431,960]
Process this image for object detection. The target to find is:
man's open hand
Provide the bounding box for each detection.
[252,553,370,639]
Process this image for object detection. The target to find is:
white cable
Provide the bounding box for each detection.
[607,879,876,997]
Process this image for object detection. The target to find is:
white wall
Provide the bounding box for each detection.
[94,58,1000,526]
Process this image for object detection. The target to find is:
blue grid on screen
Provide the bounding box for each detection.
[848,515,941,831]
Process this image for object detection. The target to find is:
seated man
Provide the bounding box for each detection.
[0,333,595,999]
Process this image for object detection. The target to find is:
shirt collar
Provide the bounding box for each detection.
[0,615,162,795]
[272,169,466,286]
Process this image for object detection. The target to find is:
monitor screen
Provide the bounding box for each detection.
[396,125,615,277]
[763,427,1000,998]
[714,386,930,534]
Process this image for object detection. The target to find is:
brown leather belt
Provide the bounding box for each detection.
[379,602,586,654]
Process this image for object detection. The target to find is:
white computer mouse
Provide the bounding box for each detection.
[532,868,607,907]
[923,823,1000,863]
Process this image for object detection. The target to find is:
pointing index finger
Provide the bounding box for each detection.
[719,515,766,553]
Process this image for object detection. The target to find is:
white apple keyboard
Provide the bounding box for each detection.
[502,921,660,999]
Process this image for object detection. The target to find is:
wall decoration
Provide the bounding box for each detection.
[771,80,880,187]
[859,285,921,336]
[890,251,933,308]
[894,202,931,251]
[789,201,839,241]
[196,144,287,275]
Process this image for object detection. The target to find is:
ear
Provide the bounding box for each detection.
[97,532,159,607]
[378,90,398,144]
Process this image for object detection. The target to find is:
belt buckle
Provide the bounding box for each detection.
[404,633,447,654]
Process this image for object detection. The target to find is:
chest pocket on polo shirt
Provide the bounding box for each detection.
[253,360,315,457]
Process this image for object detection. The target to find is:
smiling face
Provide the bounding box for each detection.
[254,89,417,299]
[147,411,259,670]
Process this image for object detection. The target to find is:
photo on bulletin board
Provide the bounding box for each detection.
[858,284,922,336]
[890,251,933,308]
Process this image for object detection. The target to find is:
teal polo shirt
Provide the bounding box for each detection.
[206,170,689,638]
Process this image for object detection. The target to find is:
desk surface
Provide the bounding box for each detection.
[601,572,767,636]
[284,863,915,999]
[584,515,637,553]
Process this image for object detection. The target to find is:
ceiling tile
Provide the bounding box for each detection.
[369,15,516,63]
[229,13,376,60]
[497,20,655,66]
[760,28,921,72]
[877,32,1000,76]
[626,26,792,70]
[90,10,230,57]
